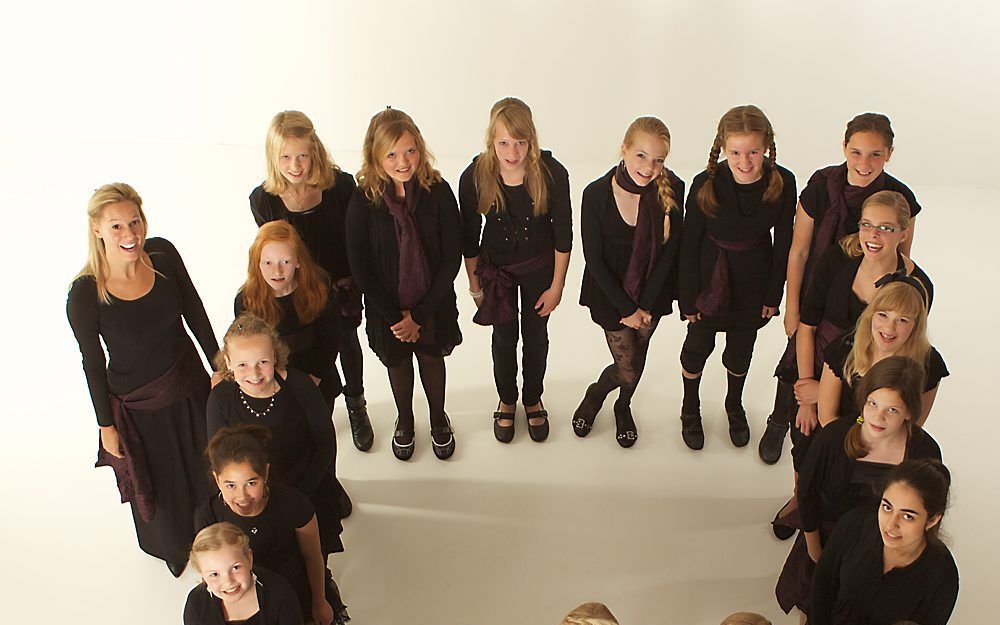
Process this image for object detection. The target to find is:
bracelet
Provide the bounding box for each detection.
[469,289,484,300]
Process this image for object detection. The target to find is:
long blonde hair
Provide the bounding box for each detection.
[74,182,153,305]
[720,613,772,625]
[622,116,679,242]
[844,281,931,380]
[559,602,619,625]
[263,110,338,195]
[188,522,252,575]
[839,190,912,257]
[474,97,550,217]
[357,108,441,204]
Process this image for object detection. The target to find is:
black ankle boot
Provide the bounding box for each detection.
[758,381,794,464]
[680,412,704,450]
[345,393,374,452]
[727,408,750,447]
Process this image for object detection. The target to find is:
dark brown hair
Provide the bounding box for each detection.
[884,458,951,541]
[206,424,271,477]
[845,112,894,148]
[844,356,925,459]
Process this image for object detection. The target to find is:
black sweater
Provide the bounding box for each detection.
[183,566,303,625]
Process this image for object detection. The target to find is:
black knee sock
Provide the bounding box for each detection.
[726,372,747,413]
[681,375,702,414]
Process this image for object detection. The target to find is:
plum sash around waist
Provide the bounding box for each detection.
[777,318,846,380]
[694,234,771,317]
[95,344,209,521]
[473,250,553,326]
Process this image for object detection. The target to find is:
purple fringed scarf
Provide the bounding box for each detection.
[809,164,886,283]
[382,178,431,310]
[615,163,664,303]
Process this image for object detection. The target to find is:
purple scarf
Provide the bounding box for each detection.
[615,163,664,303]
[694,234,772,317]
[382,178,431,310]
[809,164,886,283]
[473,250,553,326]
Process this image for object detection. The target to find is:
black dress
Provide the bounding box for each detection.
[194,483,346,621]
[207,369,348,554]
[810,507,959,625]
[345,179,463,367]
[67,237,218,566]
[579,168,685,330]
[183,566,303,625]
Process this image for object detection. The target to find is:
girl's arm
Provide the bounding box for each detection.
[784,202,814,336]
[294,515,334,625]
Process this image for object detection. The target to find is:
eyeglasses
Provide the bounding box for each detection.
[858,221,899,234]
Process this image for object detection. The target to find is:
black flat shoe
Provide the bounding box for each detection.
[525,402,549,442]
[681,412,704,450]
[727,408,751,447]
[572,383,605,437]
[345,394,374,452]
[431,414,456,460]
[772,498,796,540]
[391,418,414,461]
[166,559,187,578]
[493,403,515,443]
[614,403,638,448]
[758,416,790,464]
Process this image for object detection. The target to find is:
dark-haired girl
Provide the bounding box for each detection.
[575,116,684,447]
[810,459,959,624]
[678,104,796,450]
[459,97,572,443]
[775,357,942,622]
[250,110,373,452]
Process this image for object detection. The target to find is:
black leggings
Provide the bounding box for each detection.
[492,267,552,406]
[386,350,447,432]
[679,322,758,375]
[591,320,659,406]
[338,314,365,398]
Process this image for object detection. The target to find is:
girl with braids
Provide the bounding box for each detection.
[208,313,351,557]
[458,97,572,443]
[821,279,948,427]
[677,105,797,450]
[346,107,462,460]
[775,357,942,622]
[184,522,303,625]
[249,110,373,453]
[67,182,221,577]
[810,459,959,625]
[575,116,684,447]
[196,426,349,625]
[759,112,922,465]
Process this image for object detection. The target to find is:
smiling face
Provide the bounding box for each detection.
[493,119,529,179]
[224,335,276,398]
[724,133,766,184]
[879,481,941,554]
[621,131,668,187]
[214,460,268,517]
[93,201,145,263]
[381,131,420,192]
[861,387,910,441]
[258,241,299,297]
[278,137,312,186]
[198,544,255,602]
[844,130,893,187]
[859,202,907,259]
[871,308,915,355]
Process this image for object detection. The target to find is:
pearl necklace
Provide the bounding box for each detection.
[239,383,278,419]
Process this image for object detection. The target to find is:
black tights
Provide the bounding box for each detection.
[338,315,365,398]
[591,320,659,407]
[386,351,447,433]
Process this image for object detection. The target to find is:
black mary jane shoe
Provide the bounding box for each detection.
[166,559,187,578]
[493,404,515,443]
[771,498,797,540]
[431,414,456,460]
[727,408,751,448]
[614,403,638,448]
[391,418,415,461]
[680,412,705,450]
[572,383,605,437]
[525,402,550,442]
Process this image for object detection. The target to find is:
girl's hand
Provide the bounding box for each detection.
[762,305,779,319]
[638,309,653,326]
[534,286,563,317]
[312,599,334,625]
[620,310,645,329]
[807,540,823,564]
[794,378,820,405]
[100,425,124,459]
[795,403,819,436]
[783,308,799,337]
[684,312,702,323]
[391,311,420,343]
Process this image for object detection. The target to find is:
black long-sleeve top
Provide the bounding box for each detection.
[798,415,941,533]
[67,237,219,426]
[207,369,334,497]
[579,168,685,328]
[249,171,356,282]
[183,566,303,625]
[679,163,797,329]
[458,150,573,264]
[801,247,934,329]
[345,180,463,364]
[810,507,958,625]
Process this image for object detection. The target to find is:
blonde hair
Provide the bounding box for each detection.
[844,281,931,380]
[357,108,442,204]
[263,110,338,195]
[559,602,619,625]
[720,613,772,625]
[189,522,252,575]
[623,116,679,242]
[839,190,912,257]
[74,182,154,305]
[238,221,330,327]
[214,312,290,380]
[474,97,550,217]
[697,104,783,217]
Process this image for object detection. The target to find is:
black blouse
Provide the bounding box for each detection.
[458,150,573,265]
[183,566,303,625]
[67,237,219,426]
[810,507,958,625]
[579,168,685,328]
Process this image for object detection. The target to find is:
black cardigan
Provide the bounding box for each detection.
[183,566,303,625]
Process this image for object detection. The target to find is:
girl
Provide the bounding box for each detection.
[184,522,303,625]
[250,111,373,453]
[458,97,573,443]
[575,116,684,447]
[821,279,948,427]
[775,356,942,622]
[760,113,922,464]
[678,105,797,450]
[67,182,220,577]
[195,425,349,625]
[346,107,462,461]
[208,313,350,552]
[810,459,959,624]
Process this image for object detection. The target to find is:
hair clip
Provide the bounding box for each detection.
[236,323,243,331]
[857,415,865,425]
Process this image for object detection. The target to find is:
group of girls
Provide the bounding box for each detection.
[67,96,960,624]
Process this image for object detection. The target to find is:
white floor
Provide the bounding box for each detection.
[3,133,995,625]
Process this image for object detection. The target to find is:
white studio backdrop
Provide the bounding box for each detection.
[2,1,998,624]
